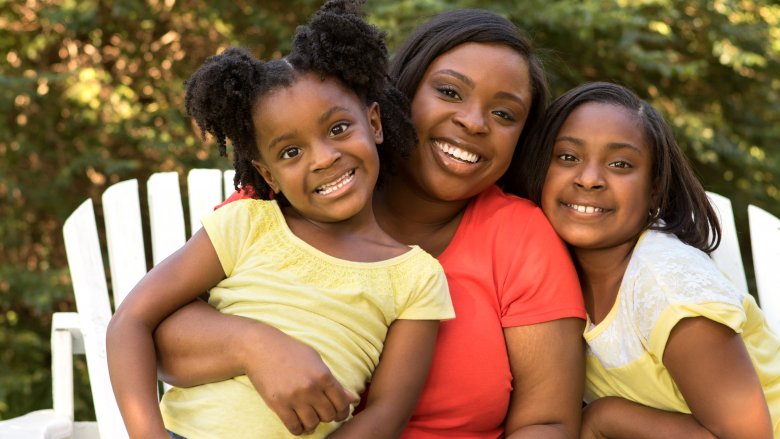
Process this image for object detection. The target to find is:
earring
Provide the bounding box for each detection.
[648,207,660,221]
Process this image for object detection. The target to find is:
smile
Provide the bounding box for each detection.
[315,169,355,195]
[564,203,606,214]
[433,140,480,164]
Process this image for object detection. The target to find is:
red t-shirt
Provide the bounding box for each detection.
[218,185,585,438]
[400,185,584,438]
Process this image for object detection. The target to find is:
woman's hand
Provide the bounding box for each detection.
[154,300,357,435]
[238,324,359,435]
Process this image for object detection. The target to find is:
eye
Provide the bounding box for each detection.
[609,160,633,169]
[280,146,301,159]
[556,153,578,162]
[492,109,516,121]
[436,85,461,100]
[330,122,349,136]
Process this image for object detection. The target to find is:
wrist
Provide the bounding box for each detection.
[231,319,285,375]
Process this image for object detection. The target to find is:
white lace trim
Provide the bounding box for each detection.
[586,230,743,368]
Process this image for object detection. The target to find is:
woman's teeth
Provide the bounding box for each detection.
[566,203,605,214]
[316,170,354,195]
[434,140,479,163]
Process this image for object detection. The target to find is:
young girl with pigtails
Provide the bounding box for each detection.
[106,1,454,438]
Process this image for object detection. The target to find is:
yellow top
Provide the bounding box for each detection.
[160,200,454,439]
[584,229,780,436]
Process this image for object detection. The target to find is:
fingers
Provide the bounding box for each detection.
[275,407,305,436]
[294,405,321,435]
[323,381,359,422]
[268,377,357,435]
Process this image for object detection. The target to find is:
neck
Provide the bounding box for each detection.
[572,238,639,324]
[373,179,472,256]
[282,200,406,262]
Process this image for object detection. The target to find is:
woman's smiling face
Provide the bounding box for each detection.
[541,102,656,252]
[404,42,532,202]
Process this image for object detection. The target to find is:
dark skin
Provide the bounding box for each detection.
[155,42,585,439]
[580,317,772,439]
[540,102,772,439]
[110,76,444,438]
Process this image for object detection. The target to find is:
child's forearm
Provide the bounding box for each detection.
[329,319,440,439]
[327,401,408,439]
[581,397,716,439]
[106,311,169,439]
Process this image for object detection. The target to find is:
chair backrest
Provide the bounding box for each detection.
[748,204,780,334]
[62,168,232,438]
[102,180,147,308]
[706,191,749,294]
[63,199,128,439]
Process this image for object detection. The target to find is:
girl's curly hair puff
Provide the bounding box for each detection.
[184,0,416,201]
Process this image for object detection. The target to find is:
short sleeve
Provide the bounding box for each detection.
[394,253,455,321]
[201,199,256,276]
[626,232,747,360]
[499,207,585,327]
[649,302,746,360]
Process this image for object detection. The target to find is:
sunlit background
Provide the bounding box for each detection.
[2,0,778,420]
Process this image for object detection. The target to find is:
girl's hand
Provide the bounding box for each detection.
[238,324,358,435]
[579,397,607,439]
[580,397,717,439]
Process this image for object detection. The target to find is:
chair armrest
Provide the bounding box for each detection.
[51,312,83,420]
[0,409,73,439]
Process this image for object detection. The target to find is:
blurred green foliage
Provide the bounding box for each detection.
[1,0,778,421]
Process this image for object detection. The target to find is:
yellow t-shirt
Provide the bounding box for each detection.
[584,229,780,436]
[160,200,454,439]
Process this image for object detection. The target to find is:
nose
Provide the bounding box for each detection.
[309,141,341,172]
[574,162,605,190]
[452,104,488,136]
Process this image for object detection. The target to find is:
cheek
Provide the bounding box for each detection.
[493,127,522,161]
[540,179,557,213]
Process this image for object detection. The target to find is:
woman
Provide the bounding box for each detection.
[154,9,586,438]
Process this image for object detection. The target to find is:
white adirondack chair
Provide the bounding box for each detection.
[1,179,774,438]
[0,169,234,439]
[748,204,780,334]
[706,191,749,294]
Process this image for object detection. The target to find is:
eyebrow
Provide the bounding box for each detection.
[434,69,527,108]
[266,105,352,151]
[318,105,350,124]
[556,135,644,154]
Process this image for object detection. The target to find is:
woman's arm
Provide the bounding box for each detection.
[328,319,440,439]
[663,316,773,438]
[106,229,226,438]
[152,271,357,436]
[503,317,585,439]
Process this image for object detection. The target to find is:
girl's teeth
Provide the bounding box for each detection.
[317,170,354,194]
[569,203,604,213]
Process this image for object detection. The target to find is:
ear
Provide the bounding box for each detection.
[251,159,281,194]
[367,102,383,145]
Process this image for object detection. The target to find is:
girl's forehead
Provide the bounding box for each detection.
[561,102,651,153]
[565,102,642,133]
